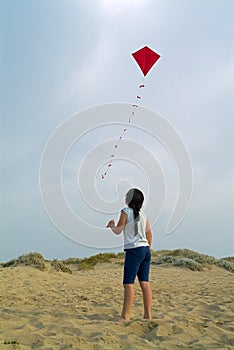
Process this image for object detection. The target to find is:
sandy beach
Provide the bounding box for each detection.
[1,251,234,350]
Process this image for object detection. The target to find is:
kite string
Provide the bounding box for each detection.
[101,76,146,180]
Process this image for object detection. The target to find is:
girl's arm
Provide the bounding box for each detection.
[146,218,152,247]
[106,210,127,235]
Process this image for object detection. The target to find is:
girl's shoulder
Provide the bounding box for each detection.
[122,207,132,215]
[122,207,134,224]
[122,207,135,220]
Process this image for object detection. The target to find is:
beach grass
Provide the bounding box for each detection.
[1,249,233,273]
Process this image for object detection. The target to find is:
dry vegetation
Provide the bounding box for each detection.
[151,248,234,272]
[1,249,233,273]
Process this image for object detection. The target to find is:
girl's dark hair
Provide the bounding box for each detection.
[126,188,144,235]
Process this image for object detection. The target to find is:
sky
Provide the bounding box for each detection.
[1,0,234,261]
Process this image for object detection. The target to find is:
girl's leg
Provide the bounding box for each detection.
[119,284,134,321]
[139,281,152,319]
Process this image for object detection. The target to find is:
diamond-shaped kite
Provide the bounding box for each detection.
[101,46,161,179]
[132,46,160,76]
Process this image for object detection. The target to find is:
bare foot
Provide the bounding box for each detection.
[143,315,151,320]
[115,317,130,323]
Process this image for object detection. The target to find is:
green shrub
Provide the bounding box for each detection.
[153,255,175,265]
[215,259,234,272]
[51,260,72,274]
[61,257,82,265]
[173,258,203,271]
[81,253,117,266]
[2,252,47,271]
[220,256,234,263]
[169,249,216,264]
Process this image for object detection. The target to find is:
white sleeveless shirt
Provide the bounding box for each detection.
[122,207,149,250]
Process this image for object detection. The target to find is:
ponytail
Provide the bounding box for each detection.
[126,189,144,235]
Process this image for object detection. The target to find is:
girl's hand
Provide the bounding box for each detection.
[106,220,115,228]
[106,211,126,235]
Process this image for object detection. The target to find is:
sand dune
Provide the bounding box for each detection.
[1,252,234,349]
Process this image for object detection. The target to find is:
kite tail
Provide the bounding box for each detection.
[101,77,145,180]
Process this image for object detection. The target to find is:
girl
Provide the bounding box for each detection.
[106,188,153,322]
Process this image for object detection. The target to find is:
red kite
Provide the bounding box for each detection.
[132,46,160,76]
[101,46,161,179]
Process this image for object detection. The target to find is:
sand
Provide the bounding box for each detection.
[1,260,234,350]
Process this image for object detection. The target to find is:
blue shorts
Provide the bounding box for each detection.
[123,246,151,284]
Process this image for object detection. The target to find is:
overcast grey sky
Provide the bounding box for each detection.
[1,0,234,261]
